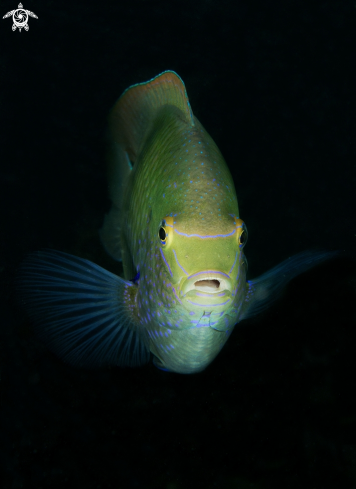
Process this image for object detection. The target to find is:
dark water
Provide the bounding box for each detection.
[1,1,355,488]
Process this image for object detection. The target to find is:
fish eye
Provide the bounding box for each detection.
[234,218,248,248]
[159,224,167,245]
[158,216,173,246]
[239,223,248,248]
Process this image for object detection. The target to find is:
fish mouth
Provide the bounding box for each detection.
[181,271,232,297]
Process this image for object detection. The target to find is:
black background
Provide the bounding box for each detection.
[1,1,355,488]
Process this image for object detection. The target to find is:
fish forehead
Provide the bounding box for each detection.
[131,108,239,238]
[167,233,239,278]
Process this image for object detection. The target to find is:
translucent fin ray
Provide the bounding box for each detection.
[241,250,339,319]
[17,250,150,368]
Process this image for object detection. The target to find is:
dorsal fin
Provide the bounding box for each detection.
[108,70,194,163]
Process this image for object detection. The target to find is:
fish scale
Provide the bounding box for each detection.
[16,71,336,374]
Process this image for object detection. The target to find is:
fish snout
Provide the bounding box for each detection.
[181,271,232,296]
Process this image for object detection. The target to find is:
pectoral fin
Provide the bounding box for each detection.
[241,250,338,320]
[17,250,150,368]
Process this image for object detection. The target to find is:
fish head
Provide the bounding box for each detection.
[157,214,248,324]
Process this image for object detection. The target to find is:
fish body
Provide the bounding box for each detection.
[17,71,334,374]
[103,72,248,373]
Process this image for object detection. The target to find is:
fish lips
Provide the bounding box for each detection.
[181,271,233,296]
[180,271,233,313]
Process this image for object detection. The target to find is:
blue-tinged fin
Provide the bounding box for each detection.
[16,250,150,368]
[241,250,339,319]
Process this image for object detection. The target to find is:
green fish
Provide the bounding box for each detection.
[17,71,334,374]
